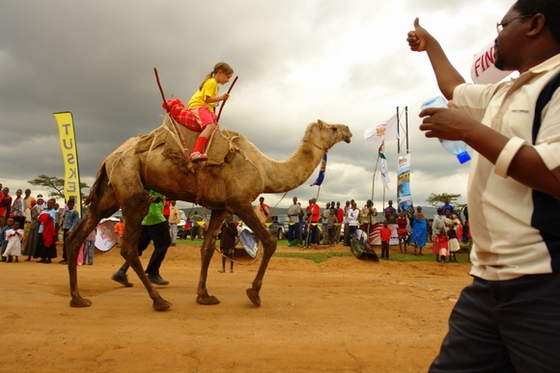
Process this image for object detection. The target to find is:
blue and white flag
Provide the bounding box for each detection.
[310,152,327,186]
[379,145,390,190]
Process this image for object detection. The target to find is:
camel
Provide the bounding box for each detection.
[66,117,352,311]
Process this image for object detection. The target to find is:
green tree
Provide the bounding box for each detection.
[28,174,90,201]
[426,192,466,219]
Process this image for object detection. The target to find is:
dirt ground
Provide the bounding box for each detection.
[0,241,472,373]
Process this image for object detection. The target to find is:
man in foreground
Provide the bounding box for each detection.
[407,0,560,371]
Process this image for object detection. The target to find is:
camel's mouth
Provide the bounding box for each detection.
[342,127,353,143]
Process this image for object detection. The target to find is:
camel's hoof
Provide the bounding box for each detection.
[196,295,220,305]
[70,297,92,308]
[153,298,172,312]
[246,288,261,307]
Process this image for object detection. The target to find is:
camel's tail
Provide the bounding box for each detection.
[84,163,109,206]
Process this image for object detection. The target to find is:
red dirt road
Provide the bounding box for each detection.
[0,242,471,373]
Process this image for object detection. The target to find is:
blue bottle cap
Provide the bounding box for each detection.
[457,151,471,164]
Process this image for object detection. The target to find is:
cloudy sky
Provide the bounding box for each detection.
[1,0,514,211]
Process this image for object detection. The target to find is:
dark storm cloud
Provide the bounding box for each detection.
[0,0,512,207]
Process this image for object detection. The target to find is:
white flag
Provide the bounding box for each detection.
[364,114,398,145]
[379,145,390,190]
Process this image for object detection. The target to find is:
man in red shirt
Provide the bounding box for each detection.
[0,187,12,229]
[336,201,344,245]
[254,196,270,223]
[163,199,171,221]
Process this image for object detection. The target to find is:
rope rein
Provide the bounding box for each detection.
[213,246,260,266]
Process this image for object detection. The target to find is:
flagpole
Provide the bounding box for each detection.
[396,107,400,154]
[405,106,410,153]
[382,136,388,210]
[396,107,400,212]
[365,114,397,209]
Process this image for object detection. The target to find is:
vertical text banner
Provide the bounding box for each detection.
[397,154,413,212]
[53,112,82,216]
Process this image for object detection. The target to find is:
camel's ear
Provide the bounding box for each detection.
[317,119,324,128]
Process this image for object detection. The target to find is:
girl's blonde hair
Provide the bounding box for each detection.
[199,62,234,90]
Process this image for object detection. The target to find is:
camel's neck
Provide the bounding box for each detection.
[260,138,326,194]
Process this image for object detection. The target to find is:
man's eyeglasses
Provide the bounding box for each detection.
[496,14,535,33]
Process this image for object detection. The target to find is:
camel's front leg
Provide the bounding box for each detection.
[68,256,92,307]
[246,230,276,307]
[235,205,278,307]
[196,210,226,305]
[196,239,220,305]
[68,217,101,308]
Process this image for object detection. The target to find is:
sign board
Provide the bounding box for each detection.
[471,41,512,84]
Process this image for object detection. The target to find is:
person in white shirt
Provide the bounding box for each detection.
[287,197,301,245]
[344,202,360,246]
[407,1,560,370]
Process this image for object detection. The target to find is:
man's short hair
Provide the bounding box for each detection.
[515,0,560,44]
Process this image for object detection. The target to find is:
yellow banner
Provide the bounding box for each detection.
[53,112,82,216]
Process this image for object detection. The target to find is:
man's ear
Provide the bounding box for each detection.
[527,13,546,36]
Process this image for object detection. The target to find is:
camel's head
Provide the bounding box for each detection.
[305,120,352,149]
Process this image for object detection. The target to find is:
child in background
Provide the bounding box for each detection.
[187,62,234,161]
[3,220,23,262]
[447,223,460,262]
[83,228,96,265]
[114,217,124,247]
[1,217,14,262]
[380,220,392,260]
[438,228,449,263]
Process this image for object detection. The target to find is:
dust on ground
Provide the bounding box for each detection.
[0,242,471,373]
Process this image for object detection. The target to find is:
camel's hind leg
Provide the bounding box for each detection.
[196,209,227,305]
[67,168,120,308]
[68,212,113,307]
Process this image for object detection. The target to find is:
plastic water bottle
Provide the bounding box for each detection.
[421,96,471,164]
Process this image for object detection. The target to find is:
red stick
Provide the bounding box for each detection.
[217,76,238,121]
[153,67,190,158]
[154,68,170,113]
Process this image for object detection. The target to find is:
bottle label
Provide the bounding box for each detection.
[421,96,448,110]
[421,97,470,164]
